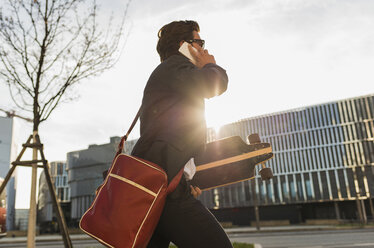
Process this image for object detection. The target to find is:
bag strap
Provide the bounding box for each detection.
[116,98,179,155]
[166,168,184,194]
[116,106,142,156]
[115,104,184,192]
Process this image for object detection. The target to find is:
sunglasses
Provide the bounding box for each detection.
[186,39,205,49]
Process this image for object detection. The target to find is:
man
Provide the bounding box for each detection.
[131,20,232,248]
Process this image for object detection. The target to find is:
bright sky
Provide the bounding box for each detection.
[0,0,373,208]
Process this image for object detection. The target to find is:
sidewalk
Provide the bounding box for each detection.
[0,224,373,244]
[226,224,336,234]
[225,223,374,234]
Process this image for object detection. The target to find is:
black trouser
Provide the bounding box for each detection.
[147,191,233,248]
[135,141,232,248]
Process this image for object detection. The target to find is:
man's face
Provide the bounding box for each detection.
[179,31,205,50]
[191,31,204,49]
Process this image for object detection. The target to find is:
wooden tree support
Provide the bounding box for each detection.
[0,133,73,248]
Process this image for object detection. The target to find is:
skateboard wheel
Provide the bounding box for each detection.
[259,167,273,180]
[248,134,261,144]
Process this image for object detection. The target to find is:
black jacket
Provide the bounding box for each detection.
[131,54,228,180]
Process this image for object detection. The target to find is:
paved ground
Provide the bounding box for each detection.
[0,225,373,248]
[230,229,374,248]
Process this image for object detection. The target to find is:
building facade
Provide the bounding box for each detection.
[38,161,71,232]
[200,94,374,224]
[0,116,18,230]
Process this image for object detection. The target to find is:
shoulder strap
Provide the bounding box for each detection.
[117,97,180,155]
[116,106,142,155]
[115,105,183,191]
[114,104,184,191]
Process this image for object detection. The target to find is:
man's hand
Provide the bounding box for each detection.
[188,43,216,68]
[190,185,202,198]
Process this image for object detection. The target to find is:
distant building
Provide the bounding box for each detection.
[15,209,28,231]
[38,161,71,232]
[67,137,137,225]
[0,116,18,230]
[201,94,374,225]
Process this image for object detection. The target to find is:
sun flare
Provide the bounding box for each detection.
[205,100,228,133]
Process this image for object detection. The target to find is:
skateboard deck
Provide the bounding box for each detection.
[190,136,273,190]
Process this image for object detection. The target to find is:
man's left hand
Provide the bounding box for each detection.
[190,185,202,198]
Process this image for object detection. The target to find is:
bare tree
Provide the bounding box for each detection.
[0,0,130,132]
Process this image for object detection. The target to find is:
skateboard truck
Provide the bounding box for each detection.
[247,134,273,180]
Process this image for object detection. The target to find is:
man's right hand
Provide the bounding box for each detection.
[188,43,216,68]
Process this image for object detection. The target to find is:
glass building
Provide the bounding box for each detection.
[38,161,71,232]
[200,94,374,224]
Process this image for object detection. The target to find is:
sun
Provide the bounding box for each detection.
[205,99,227,134]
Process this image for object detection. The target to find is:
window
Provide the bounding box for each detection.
[355,99,363,121]
[313,107,319,128]
[289,176,296,199]
[282,177,289,201]
[312,172,322,200]
[353,143,362,165]
[259,182,265,199]
[265,117,270,136]
[287,151,293,172]
[300,111,306,130]
[319,171,330,200]
[316,148,323,170]
[306,149,313,170]
[272,116,277,135]
[337,169,348,198]
[330,146,337,167]
[305,178,313,198]
[244,181,251,201]
[306,108,312,129]
[267,182,273,201]
[58,163,63,175]
[325,147,333,168]
[338,102,345,124]
[351,99,358,121]
[296,175,304,200]
[328,170,339,199]
[365,97,373,119]
[325,128,331,144]
[317,130,322,146]
[317,106,323,127]
[334,103,341,124]
[303,149,309,171]
[291,112,297,132]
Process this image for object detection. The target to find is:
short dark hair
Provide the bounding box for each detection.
[157,20,200,62]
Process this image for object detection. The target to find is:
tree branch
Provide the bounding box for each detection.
[0,0,131,129]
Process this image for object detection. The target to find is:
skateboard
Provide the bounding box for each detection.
[190,134,274,190]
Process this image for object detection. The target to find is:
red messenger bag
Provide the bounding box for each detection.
[79,107,183,248]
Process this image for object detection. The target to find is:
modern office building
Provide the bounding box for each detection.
[0,116,18,230]
[14,209,29,231]
[65,94,374,225]
[50,161,71,203]
[200,94,374,224]
[38,161,71,232]
[66,137,137,225]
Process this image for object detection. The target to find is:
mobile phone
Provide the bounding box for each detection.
[178,42,197,65]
